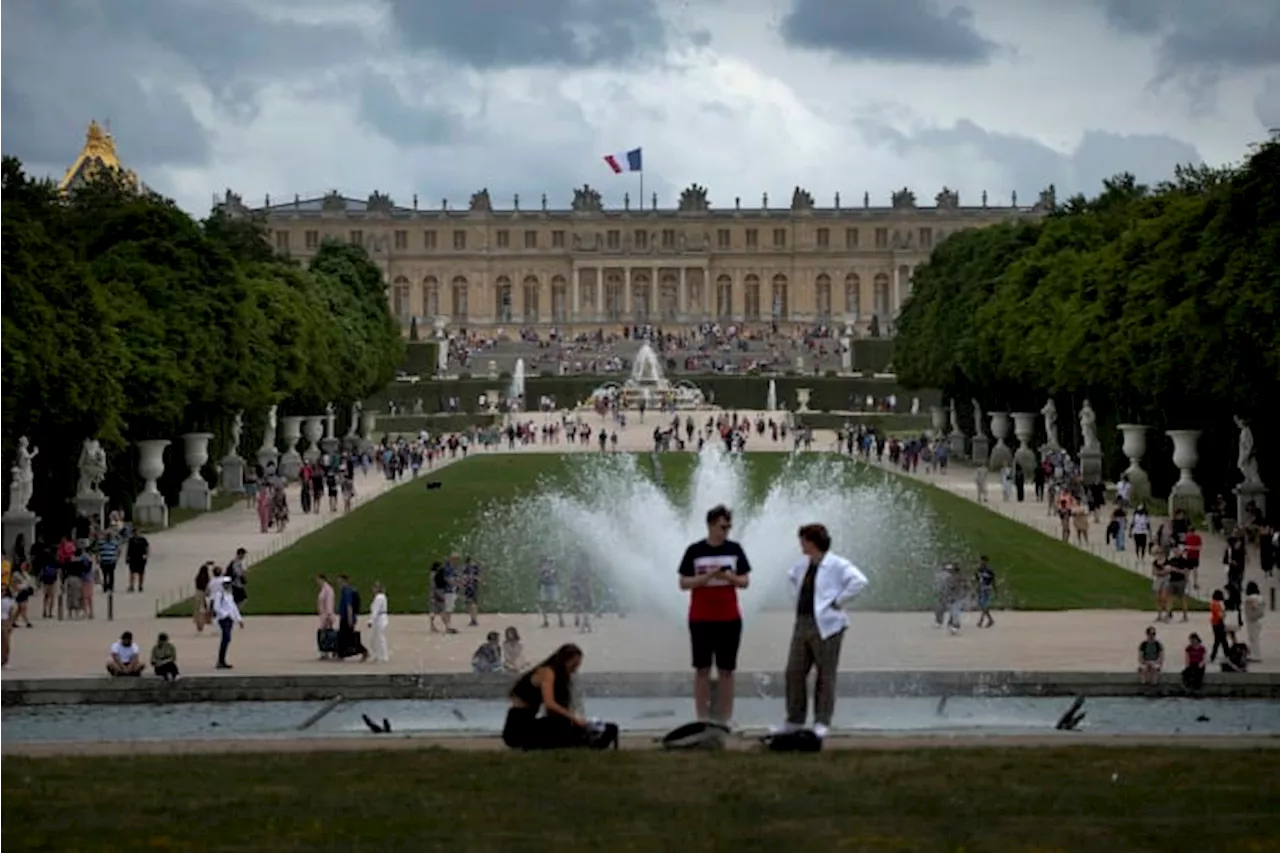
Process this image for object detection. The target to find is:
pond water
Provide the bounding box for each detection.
[4,696,1277,743]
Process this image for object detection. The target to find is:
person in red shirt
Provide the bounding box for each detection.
[678,504,752,724]
[1183,528,1202,592]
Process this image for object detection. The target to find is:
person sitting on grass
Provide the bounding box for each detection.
[1137,626,1163,685]
[106,631,145,677]
[151,632,179,681]
[502,643,589,750]
[471,631,503,673]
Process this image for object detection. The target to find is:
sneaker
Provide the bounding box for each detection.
[813,723,829,739]
[769,722,803,735]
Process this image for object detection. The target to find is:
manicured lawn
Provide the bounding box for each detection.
[184,453,1156,616]
[4,748,1275,852]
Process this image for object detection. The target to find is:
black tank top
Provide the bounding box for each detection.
[510,666,570,712]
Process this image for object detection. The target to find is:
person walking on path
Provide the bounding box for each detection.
[779,523,867,740]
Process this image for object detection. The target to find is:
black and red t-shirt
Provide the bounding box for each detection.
[678,539,752,622]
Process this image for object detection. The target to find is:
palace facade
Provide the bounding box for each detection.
[243,182,1051,334]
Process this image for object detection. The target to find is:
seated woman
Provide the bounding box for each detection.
[1220,632,1250,673]
[471,632,503,673]
[1181,632,1206,691]
[502,626,524,672]
[503,643,589,750]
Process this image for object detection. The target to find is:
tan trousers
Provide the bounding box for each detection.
[785,615,845,727]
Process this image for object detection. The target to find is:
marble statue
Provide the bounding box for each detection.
[229,411,244,454]
[949,399,960,433]
[971,399,985,436]
[76,438,107,495]
[347,401,362,437]
[1041,398,1059,449]
[1236,415,1260,485]
[413,398,425,416]
[8,437,38,513]
[261,404,278,451]
[911,397,920,415]
[1079,400,1099,451]
[325,401,335,418]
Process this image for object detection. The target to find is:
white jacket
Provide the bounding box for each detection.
[788,552,869,639]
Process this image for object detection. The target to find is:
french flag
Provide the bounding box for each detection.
[603,148,643,174]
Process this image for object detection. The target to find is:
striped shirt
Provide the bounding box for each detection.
[97,538,121,565]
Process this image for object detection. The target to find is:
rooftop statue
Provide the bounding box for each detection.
[678,183,710,212]
[891,187,917,209]
[790,186,814,211]
[469,188,492,213]
[571,184,603,213]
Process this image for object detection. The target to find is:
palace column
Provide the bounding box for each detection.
[892,266,902,318]
[572,267,581,318]
[679,267,688,320]
[651,266,658,320]
[623,266,633,317]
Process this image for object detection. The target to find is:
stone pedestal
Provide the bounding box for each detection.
[74,490,108,528]
[2,510,39,559]
[133,439,170,529]
[948,432,966,459]
[970,435,990,467]
[220,456,245,494]
[1078,447,1104,487]
[1166,429,1203,517]
[1235,482,1268,525]
[303,417,324,464]
[988,412,1013,471]
[178,432,214,511]
[1011,412,1039,474]
[487,390,501,415]
[1117,424,1151,503]
[279,416,305,480]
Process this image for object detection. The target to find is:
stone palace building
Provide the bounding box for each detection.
[247,183,1050,335]
[56,121,1049,335]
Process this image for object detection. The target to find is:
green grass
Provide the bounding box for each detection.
[176,453,1158,616]
[4,748,1276,852]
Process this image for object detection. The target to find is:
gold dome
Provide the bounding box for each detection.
[59,120,143,193]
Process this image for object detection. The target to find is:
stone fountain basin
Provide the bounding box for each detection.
[3,695,1276,743]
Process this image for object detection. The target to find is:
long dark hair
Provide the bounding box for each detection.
[534,643,583,707]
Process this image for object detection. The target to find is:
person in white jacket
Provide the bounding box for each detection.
[781,523,868,739]
[368,582,390,663]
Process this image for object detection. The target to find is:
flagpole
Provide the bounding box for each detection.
[639,171,644,210]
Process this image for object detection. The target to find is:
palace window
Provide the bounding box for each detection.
[424,230,438,250]
[453,230,467,250]
[717,228,731,249]
[816,228,830,248]
[661,229,675,248]
[845,228,859,249]
[496,230,510,249]
[874,228,888,249]
[348,230,363,246]
[634,230,648,250]
[919,227,933,250]
[394,230,407,250]
[275,230,290,252]
[773,228,787,248]
[745,228,759,249]
[304,230,319,249]
[524,230,538,249]
[552,230,566,248]
[607,230,621,250]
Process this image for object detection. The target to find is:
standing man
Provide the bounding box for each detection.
[677,505,752,725]
[974,556,997,628]
[208,567,244,670]
[96,529,121,595]
[780,524,867,739]
[125,527,149,593]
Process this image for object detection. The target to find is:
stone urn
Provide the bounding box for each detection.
[929,405,947,438]
[487,360,499,380]
[178,432,214,511]
[1011,412,1039,474]
[1166,429,1203,515]
[988,411,1013,470]
[487,390,502,414]
[359,410,378,454]
[1116,423,1150,502]
[796,388,812,413]
[279,416,305,480]
[133,439,170,528]
[303,416,325,463]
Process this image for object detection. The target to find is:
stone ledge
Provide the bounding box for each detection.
[4,670,1278,706]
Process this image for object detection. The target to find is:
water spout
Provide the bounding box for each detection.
[509,358,526,402]
[766,379,777,411]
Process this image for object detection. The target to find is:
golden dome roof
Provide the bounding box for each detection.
[59,120,142,193]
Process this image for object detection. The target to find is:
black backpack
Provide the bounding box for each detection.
[761,729,824,753]
[587,722,620,751]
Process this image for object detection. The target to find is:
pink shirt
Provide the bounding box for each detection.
[317,582,335,629]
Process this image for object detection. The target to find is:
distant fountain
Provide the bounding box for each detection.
[464,447,945,621]
[587,343,706,409]
[508,358,526,404]
[766,379,778,411]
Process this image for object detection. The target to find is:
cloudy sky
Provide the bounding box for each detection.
[4,0,1276,214]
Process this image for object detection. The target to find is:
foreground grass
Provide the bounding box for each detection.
[191,453,1154,615]
[4,748,1276,852]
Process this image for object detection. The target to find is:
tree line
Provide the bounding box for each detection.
[1,157,404,528]
[894,137,1280,497]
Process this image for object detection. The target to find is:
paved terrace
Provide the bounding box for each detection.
[2,415,1271,681]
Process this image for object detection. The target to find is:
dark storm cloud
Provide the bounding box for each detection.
[1256,77,1280,130]
[1,0,372,172]
[353,72,468,148]
[863,119,1203,198]
[1099,0,1280,73]
[780,0,999,66]
[384,0,668,69]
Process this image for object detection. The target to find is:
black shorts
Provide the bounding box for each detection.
[688,620,742,672]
